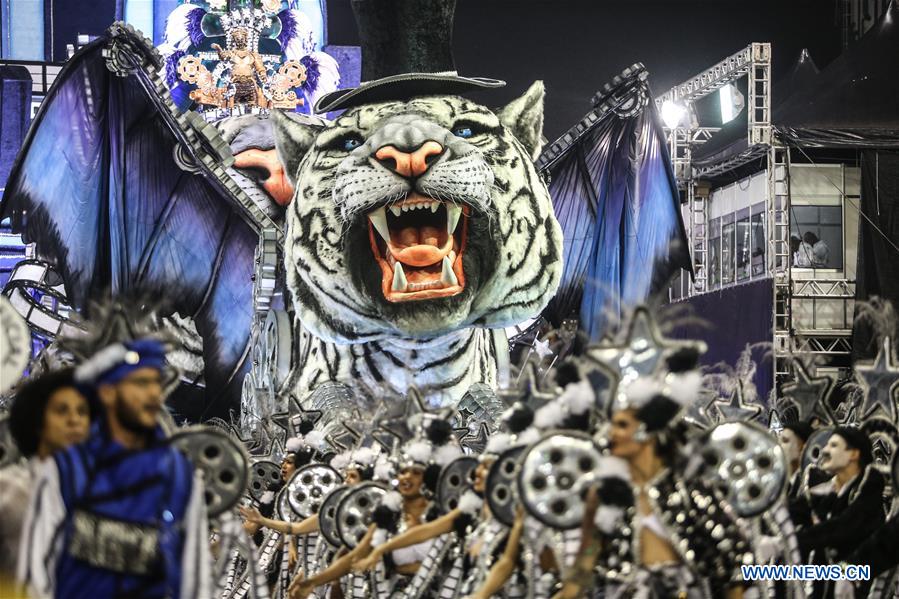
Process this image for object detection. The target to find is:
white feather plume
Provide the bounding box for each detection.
[534,400,566,430]
[163,4,201,47]
[593,505,624,535]
[484,432,511,455]
[560,379,595,415]
[282,10,316,60]
[371,528,388,547]
[666,371,703,407]
[285,437,303,452]
[596,456,631,482]
[433,444,462,466]
[304,429,326,449]
[404,441,433,464]
[457,490,483,515]
[514,427,541,448]
[374,457,393,482]
[623,377,661,407]
[352,446,377,467]
[306,51,341,106]
[380,490,403,512]
[330,451,352,471]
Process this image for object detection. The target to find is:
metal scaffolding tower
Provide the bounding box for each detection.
[657,42,857,392]
[656,43,772,297]
[768,145,792,379]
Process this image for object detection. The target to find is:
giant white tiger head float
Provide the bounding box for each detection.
[270,82,563,345]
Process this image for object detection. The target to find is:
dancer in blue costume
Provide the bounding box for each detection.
[18,339,211,599]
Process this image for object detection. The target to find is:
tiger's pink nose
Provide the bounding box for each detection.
[375,141,444,178]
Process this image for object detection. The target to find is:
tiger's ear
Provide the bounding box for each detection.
[497,80,545,161]
[270,110,326,185]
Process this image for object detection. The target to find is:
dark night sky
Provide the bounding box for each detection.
[325,0,844,140]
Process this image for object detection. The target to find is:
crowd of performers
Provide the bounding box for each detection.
[1,306,898,599]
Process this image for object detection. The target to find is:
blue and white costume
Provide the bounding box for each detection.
[16,338,212,599]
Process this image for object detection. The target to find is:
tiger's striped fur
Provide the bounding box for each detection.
[272,82,562,403]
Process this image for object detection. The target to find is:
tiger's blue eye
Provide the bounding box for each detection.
[453,127,473,138]
[343,137,363,151]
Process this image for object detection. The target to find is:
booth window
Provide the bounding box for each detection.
[709,217,721,289]
[736,207,751,281]
[791,205,842,269]
[750,203,765,277]
[721,214,735,285]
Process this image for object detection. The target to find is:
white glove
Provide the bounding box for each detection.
[833,578,855,599]
[756,535,780,564]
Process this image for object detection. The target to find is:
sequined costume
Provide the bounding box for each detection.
[594,468,753,598]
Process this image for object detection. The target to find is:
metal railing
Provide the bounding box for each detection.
[0,59,65,97]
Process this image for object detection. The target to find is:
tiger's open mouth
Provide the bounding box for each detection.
[367,192,469,302]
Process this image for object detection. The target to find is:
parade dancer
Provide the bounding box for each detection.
[17,338,211,599]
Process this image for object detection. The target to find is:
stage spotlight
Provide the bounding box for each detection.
[661,100,687,129]
[719,83,745,124]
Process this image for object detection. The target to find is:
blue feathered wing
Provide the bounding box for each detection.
[538,66,691,340]
[0,26,256,421]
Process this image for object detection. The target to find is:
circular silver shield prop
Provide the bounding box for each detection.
[518,432,603,530]
[801,428,835,474]
[437,456,478,513]
[0,294,31,394]
[486,445,526,527]
[286,463,341,519]
[0,415,22,469]
[170,427,249,517]
[276,484,295,522]
[336,481,387,549]
[700,421,787,518]
[319,486,352,548]
[248,460,282,502]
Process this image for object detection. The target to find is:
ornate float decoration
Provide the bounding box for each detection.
[160,0,338,116]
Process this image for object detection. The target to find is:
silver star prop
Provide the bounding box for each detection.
[533,337,554,359]
[460,422,490,454]
[855,337,899,424]
[711,381,763,423]
[586,306,701,411]
[269,409,291,440]
[232,422,285,463]
[288,394,324,436]
[782,361,836,426]
[326,410,364,451]
[405,387,456,435]
[768,409,784,435]
[371,387,453,454]
[497,359,557,411]
[370,401,406,453]
[684,388,718,429]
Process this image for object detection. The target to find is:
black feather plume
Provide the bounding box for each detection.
[635,394,681,432]
[666,347,700,373]
[555,360,581,388]
[372,505,399,532]
[598,477,634,508]
[453,512,475,537]
[423,463,441,494]
[298,419,316,435]
[426,419,454,446]
[505,402,534,434]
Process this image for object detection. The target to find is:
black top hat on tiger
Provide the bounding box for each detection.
[314,0,505,113]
